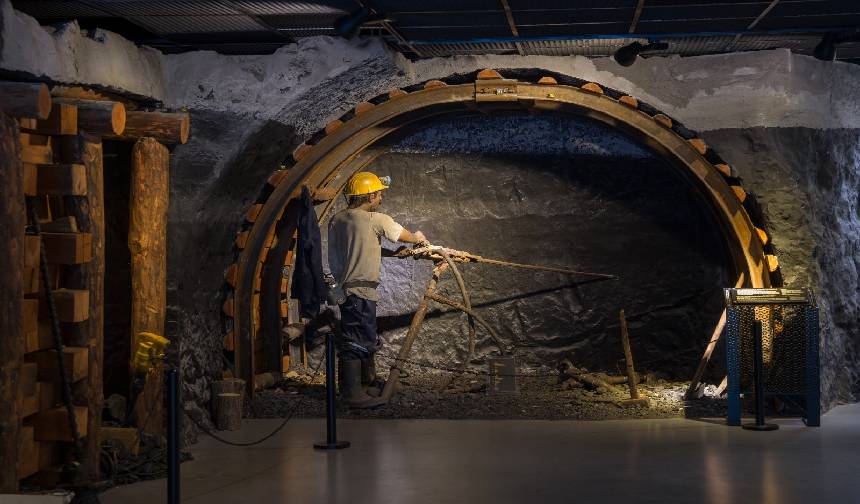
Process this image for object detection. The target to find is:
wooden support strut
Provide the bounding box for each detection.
[60,131,105,480]
[0,112,25,492]
[0,82,51,119]
[129,138,169,435]
[104,111,190,144]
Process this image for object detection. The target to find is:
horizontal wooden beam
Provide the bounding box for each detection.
[32,346,89,382]
[105,111,190,144]
[28,406,88,441]
[39,288,89,322]
[0,82,50,119]
[36,163,87,195]
[54,98,125,136]
[21,144,52,165]
[41,232,92,264]
[27,102,78,136]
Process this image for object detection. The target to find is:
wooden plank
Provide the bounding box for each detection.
[39,288,89,323]
[25,234,40,269]
[17,427,39,480]
[235,231,249,249]
[21,144,52,165]
[19,117,38,130]
[25,320,55,354]
[38,381,58,411]
[33,346,89,382]
[0,112,25,493]
[33,103,78,136]
[20,363,39,418]
[129,137,169,436]
[41,232,92,264]
[105,111,190,144]
[0,82,50,119]
[23,267,40,295]
[60,131,104,480]
[23,298,39,352]
[36,163,87,195]
[23,162,37,196]
[28,406,88,441]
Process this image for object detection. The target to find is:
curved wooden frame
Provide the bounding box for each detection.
[229,73,775,393]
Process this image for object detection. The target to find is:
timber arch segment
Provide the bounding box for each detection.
[224,69,780,393]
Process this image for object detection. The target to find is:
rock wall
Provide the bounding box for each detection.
[321,114,731,380]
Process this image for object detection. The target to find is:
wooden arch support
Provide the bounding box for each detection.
[226,72,774,395]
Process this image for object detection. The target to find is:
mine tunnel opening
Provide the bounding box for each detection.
[318,111,734,386]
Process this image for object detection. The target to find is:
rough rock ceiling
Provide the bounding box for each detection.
[11,0,860,62]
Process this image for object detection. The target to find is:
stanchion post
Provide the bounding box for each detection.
[314,333,350,450]
[166,367,181,502]
[743,320,778,431]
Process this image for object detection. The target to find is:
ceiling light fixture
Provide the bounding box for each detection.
[613,41,669,67]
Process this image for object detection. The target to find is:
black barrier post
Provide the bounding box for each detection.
[167,367,181,502]
[314,333,350,450]
[743,320,779,431]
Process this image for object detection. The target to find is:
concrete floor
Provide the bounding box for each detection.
[101,404,860,504]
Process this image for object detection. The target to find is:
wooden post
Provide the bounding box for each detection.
[0,82,51,119]
[0,113,25,492]
[214,394,242,431]
[619,309,648,408]
[105,111,190,145]
[129,138,169,435]
[60,132,105,479]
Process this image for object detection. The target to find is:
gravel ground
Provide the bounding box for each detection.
[250,364,729,421]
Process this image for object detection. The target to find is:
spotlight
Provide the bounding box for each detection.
[333,6,389,39]
[814,33,838,61]
[613,41,669,67]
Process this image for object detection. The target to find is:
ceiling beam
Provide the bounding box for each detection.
[499,0,524,55]
[629,0,645,34]
[726,0,780,51]
[354,0,423,57]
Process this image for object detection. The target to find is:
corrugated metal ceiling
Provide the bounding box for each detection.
[9,0,860,61]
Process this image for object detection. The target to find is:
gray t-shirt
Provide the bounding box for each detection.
[328,209,404,301]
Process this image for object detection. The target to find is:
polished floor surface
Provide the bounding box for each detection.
[101,403,860,503]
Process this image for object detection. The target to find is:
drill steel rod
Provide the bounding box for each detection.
[619,309,639,400]
[401,245,616,279]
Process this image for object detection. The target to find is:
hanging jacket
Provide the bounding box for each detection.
[291,186,327,318]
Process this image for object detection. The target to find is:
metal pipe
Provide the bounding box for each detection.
[314,333,350,449]
[743,320,778,431]
[166,368,180,504]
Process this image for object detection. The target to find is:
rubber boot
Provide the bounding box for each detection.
[361,355,384,397]
[339,359,374,407]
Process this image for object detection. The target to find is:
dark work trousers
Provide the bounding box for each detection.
[337,294,380,361]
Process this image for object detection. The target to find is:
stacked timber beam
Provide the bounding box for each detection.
[0,80,188,492]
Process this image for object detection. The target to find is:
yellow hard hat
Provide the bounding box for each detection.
[345,172,390,196]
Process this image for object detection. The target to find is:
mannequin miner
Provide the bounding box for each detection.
[328,171,427,407]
